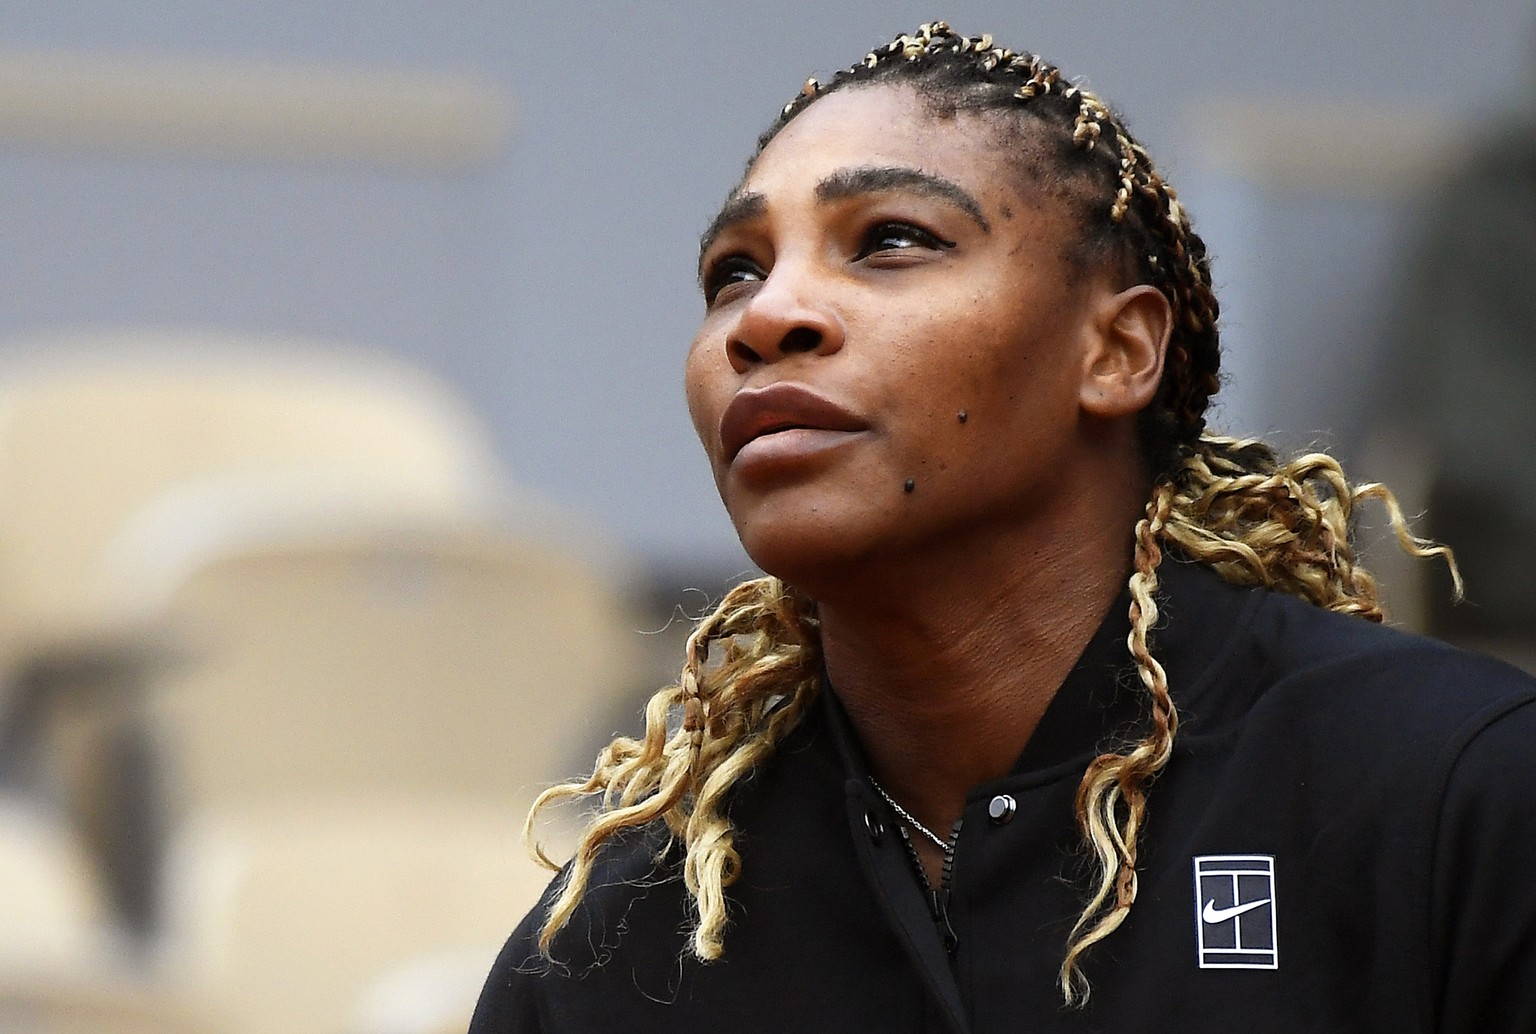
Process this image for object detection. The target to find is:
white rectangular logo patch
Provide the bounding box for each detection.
[1194,854,1278,969]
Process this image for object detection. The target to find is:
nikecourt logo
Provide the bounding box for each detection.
[1194,855,1278,969]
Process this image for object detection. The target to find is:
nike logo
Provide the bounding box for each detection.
[1202,897,1272,925]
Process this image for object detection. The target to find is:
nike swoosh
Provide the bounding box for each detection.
[1202,898,1272,924]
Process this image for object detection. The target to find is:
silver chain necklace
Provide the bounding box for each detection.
[869,776,950,850]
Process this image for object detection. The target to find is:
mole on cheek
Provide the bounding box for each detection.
[958,410,968,423]
[903,478,916,494]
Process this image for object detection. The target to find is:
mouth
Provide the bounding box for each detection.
[719,383,868,464]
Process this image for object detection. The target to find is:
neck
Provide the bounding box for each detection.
[813,486,1141,840]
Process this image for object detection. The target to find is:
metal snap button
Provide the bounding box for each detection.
[987,794,1017,825]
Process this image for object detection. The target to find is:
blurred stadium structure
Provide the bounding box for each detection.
[0,335,652,1034]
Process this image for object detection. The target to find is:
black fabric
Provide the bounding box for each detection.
[470,562,1536,1032]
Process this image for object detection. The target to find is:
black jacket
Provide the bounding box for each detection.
[471,562,1536,1032]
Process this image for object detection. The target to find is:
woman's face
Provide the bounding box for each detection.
[686,84,1116,584]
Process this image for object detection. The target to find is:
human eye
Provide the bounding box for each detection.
[701,254,766,305]
[854,221,956,260]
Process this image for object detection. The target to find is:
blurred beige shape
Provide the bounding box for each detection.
[346,945,502,1034]
[157,802,555,1034]
[0,333,647,1032]
[125,498,637,1034]
[0,331,527,934]
[0,973,220,1034]
[0,51,510,169]
[0,796,111,971]
[112,488,641,811]
[1186,97,1464,199]
[0,331,506,668]
[68,354,641,1034]
[0,798,224,1032]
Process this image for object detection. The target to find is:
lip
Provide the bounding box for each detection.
[719,382,868,465]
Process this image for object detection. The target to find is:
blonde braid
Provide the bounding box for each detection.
[1018,61,1060,100]
[1110,131,1139,223]
[1159,435,1460,612]
[1072,92,1110,148]
[1060,484,1178,1002]
[530,577,821,959]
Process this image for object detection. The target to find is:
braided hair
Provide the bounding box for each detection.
[527,22,1457,1006]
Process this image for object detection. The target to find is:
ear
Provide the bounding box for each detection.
[1078,284,1172,419]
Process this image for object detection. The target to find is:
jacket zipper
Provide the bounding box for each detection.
[896,818,962,954]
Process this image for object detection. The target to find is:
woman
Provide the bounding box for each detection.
[472,23,1536,1032]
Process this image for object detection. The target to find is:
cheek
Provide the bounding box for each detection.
[939,333,1031,412]
[683,334,725,447]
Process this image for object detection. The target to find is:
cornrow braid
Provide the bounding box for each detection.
[529,22,1457,1008]
[1072,92,1110,148]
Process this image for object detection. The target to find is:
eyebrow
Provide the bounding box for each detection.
[815,166,991,233]
[698,191,767,274]
[697,164,991,276]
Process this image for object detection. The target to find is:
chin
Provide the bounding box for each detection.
[719,471,915,593]
[733,516,874,594]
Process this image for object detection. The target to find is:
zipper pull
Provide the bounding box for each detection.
[930,887,959,954]
[936,817,962,954]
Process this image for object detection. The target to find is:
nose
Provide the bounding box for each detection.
[725,264,845,373]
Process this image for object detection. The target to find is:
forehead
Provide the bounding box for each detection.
[742,84,1023,207]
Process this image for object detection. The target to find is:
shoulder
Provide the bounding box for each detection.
[1163,562,1536,787]
[1205,567,1536,729]
[469,705,845,1031]
[1429,692,1536,1031]
[1257,584,1534,707]
[469,822,687,1032]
